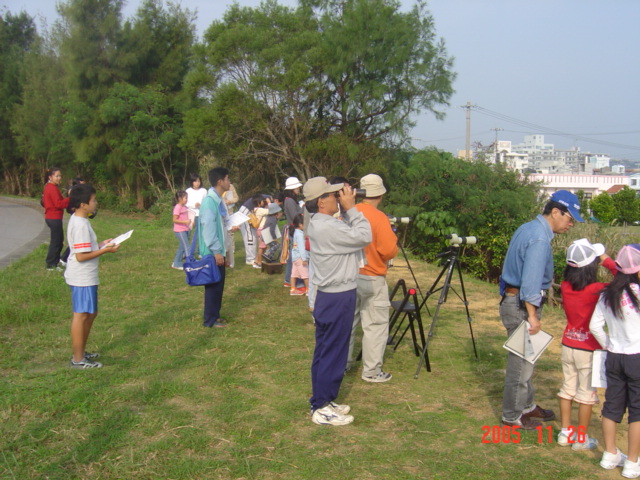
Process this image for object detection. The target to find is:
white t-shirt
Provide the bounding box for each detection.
[186,187,208,217]
[64,214,99,287]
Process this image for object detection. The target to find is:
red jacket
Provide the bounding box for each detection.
[43,183,69,220]
[560,256,617,351]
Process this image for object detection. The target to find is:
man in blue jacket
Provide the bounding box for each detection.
[500,190,583,429]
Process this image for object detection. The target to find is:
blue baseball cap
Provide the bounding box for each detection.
[550,190,584,223]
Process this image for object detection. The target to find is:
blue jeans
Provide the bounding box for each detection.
[501,295,542,422]
[173,231,190,267]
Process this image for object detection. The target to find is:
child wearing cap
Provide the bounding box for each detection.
[590,244,640,476]
[558,239,616,450]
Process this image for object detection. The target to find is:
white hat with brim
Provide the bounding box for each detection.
[285,177,303,190]
[303,177,344,201]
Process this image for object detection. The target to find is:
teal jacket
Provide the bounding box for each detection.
[198,188,226,257]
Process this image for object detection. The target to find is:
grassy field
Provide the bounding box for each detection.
[0,210,634,479]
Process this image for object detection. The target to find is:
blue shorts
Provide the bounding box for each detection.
[70,285,98,314]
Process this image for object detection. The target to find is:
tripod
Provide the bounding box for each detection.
[414,245,478,378]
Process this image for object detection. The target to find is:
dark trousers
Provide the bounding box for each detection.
[203,263,226,326]
[310,289,357,411]
[45,219,65,268]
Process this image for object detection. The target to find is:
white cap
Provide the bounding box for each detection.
[566,238,605,268]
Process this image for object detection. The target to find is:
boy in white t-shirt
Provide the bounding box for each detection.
[64,184,119,369]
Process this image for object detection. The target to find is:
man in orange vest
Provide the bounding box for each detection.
[347,174,399,382]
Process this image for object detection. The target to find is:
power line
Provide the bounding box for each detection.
[473,106,640,152]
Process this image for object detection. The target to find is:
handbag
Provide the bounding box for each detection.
[248,211,260,229]
[184,222,221,286]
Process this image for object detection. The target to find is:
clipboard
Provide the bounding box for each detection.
[503,321,553,364]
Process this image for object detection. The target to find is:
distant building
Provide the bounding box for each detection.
[526,173,628,199]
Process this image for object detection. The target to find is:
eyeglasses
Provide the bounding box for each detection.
[561,210,574,222]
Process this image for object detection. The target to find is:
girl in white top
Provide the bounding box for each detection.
[590,244,640,476]
[186,173,208,221]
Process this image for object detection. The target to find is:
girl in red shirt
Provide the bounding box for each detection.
[558,238,616,450]
[43,167,70,270]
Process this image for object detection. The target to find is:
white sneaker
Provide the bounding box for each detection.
[328,402,351,415]
[311,405,354,426]
[572,435,598,451]
[557,431,575,447]
[601,448,628,470]
[362,371,392,383]
[623,459,640,478]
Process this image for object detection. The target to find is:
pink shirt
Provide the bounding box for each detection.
[173,204,190,232]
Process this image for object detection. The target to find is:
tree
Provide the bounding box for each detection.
[100,82,184,202]
[11,35,69,195]
[590,192,617,223]
[0,10,37,194]
[612,186,640,225]
[185,0,454,188]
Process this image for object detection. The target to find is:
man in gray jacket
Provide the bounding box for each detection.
[303,176,372,426]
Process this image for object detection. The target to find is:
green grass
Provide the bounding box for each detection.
[0,210,628,479]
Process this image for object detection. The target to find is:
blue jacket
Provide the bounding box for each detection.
[501,214,554,307]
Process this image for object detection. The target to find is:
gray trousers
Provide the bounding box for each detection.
[500,294,542,423]
[347,275,391,377]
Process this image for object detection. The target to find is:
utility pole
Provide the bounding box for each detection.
[464,101,471,160]
[491,127,503,164]
[461,101,476,161]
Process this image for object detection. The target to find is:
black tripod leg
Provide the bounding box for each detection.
[415,253,456,378]
[456,259,479,360]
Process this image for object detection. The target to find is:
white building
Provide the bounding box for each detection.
[526,173,628,199]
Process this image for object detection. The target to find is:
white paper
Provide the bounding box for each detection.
[226,211,249,230]
[112,230,133,245]
[503,321,553,364]
[592,350,607,388]
[260,227,281,244]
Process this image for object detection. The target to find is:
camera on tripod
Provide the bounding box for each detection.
[447,233,477,246]
[387,216,411,225]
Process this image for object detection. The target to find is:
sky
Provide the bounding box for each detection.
[3,0,640,162]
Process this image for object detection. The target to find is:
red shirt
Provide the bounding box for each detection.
[560,257,617,351]
[43,182,70,220]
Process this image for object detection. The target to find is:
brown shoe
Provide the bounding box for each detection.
[522,405,555,422]
[502,416,542,430]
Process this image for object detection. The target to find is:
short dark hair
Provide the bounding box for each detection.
[189,173,202,189]
[67,183,96,214]
[251,194,264,207]
[329,176,349,185]
[563,257,600,291]
[208,167,229,188]
[542,200,568,216]
[305,197,320,213]
[175,190,187,203]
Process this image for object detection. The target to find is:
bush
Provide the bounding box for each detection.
[385,148,540,282]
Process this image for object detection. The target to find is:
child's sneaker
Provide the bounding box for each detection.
[70,358,103,369]
[283,281,291,288]
[601,448,627,470]
[557,431,575,447]
[622,458,640,478]
[572,435,598,451]
[290,289,304,296]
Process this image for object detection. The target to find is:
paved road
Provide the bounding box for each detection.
[0,196,50,269]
